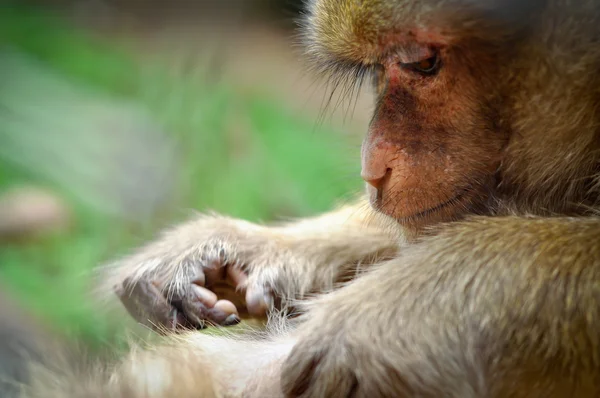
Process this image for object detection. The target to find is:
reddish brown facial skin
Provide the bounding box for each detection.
[361,46,507,229]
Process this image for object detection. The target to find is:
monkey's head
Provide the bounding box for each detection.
[304,0,600,230]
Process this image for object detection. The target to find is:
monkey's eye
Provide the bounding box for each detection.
[399,54,441,76]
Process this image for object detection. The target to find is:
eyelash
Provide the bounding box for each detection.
[310,52,441,115]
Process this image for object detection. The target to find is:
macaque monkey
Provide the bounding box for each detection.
[21,0,600,397]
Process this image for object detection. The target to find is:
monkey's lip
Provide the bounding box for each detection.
[376,186,472,223]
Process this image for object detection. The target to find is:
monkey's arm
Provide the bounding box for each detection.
[281,216,600,398]
[108,198,402,331]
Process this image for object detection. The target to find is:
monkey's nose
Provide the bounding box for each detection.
[361,136,395,189]
[361,168,391,189]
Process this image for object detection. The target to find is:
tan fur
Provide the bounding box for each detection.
[104,202,401,325]
[20,0,600,397]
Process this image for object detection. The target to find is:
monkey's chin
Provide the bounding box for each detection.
[369,189,469,230]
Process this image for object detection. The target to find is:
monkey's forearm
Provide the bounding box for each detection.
[108,199,401,297]
[263,199,403,290]
[105,198,402,327]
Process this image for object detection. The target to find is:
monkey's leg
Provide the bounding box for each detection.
[23,330,293,398]
[109,199,401,332]
[281,216,600,398]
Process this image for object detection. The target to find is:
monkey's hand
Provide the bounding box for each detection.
[109,215,301,331]
[108,207,399,332]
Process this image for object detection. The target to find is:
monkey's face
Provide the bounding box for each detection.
[304,0,522,229]
[361,44,507,228]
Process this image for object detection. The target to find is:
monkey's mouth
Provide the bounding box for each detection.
[372,185,472,224]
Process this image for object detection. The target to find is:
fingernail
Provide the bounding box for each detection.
[222,314,241,326]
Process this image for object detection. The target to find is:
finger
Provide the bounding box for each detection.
[213,299,238,316]
[182,288,240,328]
[209,300,240,326]
[168,282,214,310]
[227,266,248,289]
[116,278,180,332]
[190,284,218,307]
[245,285,273,317]
[181,290,211,329]
[179,285,219,328]
[211,283,248,317]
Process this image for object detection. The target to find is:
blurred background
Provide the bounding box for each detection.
[0,0,375,351]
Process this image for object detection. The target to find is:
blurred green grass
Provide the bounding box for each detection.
[0,5,361,347]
